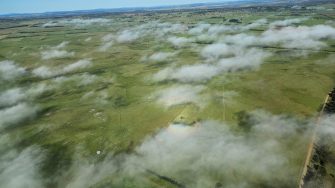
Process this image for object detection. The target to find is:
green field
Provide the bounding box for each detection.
[0,3,335,188]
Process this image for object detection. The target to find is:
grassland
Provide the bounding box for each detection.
[0,3,335,188]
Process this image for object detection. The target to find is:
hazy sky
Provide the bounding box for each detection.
[0,0,238,14]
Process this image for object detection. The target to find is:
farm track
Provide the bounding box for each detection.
[298,94,329,188]
[299,87,335,188]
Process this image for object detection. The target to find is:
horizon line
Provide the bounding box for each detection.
[0,0,257,16]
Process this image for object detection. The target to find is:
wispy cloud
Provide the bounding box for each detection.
[40,41,74,60]
[33,59,92,78]
[0,60,26,81]
[153,85,205,108]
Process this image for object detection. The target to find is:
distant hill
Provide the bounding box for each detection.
[0,0,332,19]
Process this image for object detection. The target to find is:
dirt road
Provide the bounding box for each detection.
[298,94,330,188]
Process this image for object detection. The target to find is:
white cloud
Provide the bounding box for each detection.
[161,23,188,34]
[41,22,58,27]
[41,41,74,60]
[0,88,25,108]
[43,18,111,27]
[116,30,141,43]
[84,37,92,42]
[153,85,205,108]
[0,84,52,109]
[0,103,38,128]
[152,43,270,83]
[32,66,56,78]
[151,67,174,82]
[98,34,114,51]
[189,19,266,36]
[261,25,335,49]
[61,18,110,26]
[167,36,193,48]
[52,73,97,86]
[98,41,113,52]
[0,60,26,81]
[153,64,219,83]
[207,25,240,35]
[143,52,176,62]
[63,59,92,73]
[124,111,311,187]
[54,41,69,49]
[222,33,258,47]
[244,18,268,30]
[0,111,329,188]
[33,59,92,78]
[188,23,211,35]
[223,24,335,51]
[269,18,307,28]
[41,50,74,60]
[0,146,44,188]
[201,43,234,61]
[217,48,271,71]
[171,64,219,83]
[61,157,118,188]
[102,34,114,42]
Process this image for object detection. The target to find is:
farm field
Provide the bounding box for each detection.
[0,2,335,188]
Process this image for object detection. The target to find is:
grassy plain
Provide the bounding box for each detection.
[0,3,335,187]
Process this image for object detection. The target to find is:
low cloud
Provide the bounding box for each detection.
[32,66,56,78]
[207,25,240,35]
[98,41,113,52]
[188,23,211,35]
[52,73,97,87]
[0,146,44,188]
[0,88,26,108]
[61,156,118,188]
[153,64,219,83]
[153,85,205,108]
[41,41,74,60]
[2,18,335,188]
[244,18,268,30]
[151,19,334,85]
[223,33,258,47]
[0,60,26,81]
[54,41,69,49]
[60,18,110,25]
[142,52,177,63]
[126,111,309,187]
[63,59,92,73]
[217,48,271,71]
[96,22,189,49]
[0,83,51,129]
[43,18,111,27]
[41,50,74,60]
[33,59,92,78]
[201,43,234,61]
[261,25,335,49]
[116,30,141,43]
[161,23,188,34]
[1,111,333,188]
[269,18,307,28]
[97,34,115,51]
[0,103,38,128]
[224,24,335,50]
[167,36,193,48]
[153,46,270,83]
[41,22,58,27]
[188,19,267,37]
[172,64,219,83]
